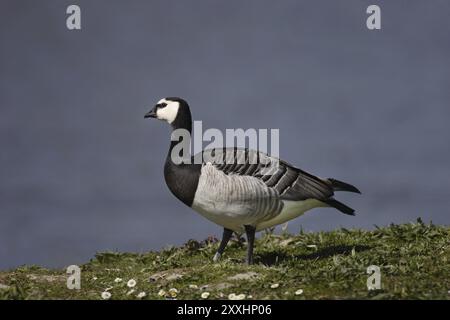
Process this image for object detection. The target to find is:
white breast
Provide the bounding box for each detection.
[191,163,283,232]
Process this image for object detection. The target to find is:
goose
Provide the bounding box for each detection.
[145,97,361,264]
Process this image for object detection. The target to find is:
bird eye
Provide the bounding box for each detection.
[159,103,167,108]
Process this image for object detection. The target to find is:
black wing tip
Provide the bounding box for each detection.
[328,178,361,194]
[323,199,356,216]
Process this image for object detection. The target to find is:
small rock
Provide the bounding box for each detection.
[212,282,233,290]
[166,273,184,281]
[149,273,165,282]
[149,270,185,282]
[228,272,259,281]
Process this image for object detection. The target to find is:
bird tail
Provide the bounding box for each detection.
[328,178,361,194]
[322,198,355,216]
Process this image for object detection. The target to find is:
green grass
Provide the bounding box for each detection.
[1,219,449,300]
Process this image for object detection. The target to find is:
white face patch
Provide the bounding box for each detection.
[156,98,179,124]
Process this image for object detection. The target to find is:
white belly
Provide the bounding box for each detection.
[192,198,324,233]
[191,164,325,232]
[255,199,326,231]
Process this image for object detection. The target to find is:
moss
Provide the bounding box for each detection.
[1,220,449,300]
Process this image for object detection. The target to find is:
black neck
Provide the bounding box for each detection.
[167,108,193,165]
[171,107,192,134]
[163,103,201,207]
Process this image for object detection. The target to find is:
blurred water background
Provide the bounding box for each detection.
[1,0,449,269]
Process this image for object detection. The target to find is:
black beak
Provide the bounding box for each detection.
[144,107,157,119]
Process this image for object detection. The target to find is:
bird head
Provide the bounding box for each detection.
[145,97,192,131]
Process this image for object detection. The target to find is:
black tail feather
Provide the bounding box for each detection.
[328,178,361,194]
[323,199,355,216]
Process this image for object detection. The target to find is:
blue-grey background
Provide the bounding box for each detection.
[1,0,449,269]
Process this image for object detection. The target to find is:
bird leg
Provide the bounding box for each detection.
[213,228,233,262]
[244,225,256,265]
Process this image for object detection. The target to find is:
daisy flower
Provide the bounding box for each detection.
[101,291,111,300]
[127,279,137,288]
[228,293,236,300]
[228,293,245,300]
[168,288,179,298]
[158,289,166,297]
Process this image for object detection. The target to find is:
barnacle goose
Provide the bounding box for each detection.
[145,97,361,264]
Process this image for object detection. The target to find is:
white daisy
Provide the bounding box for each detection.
[189,284,198,289]
[295,289,304,295]
[101,291,111,300]
[127,279,137,288]
[126,289,135,295]
[158,289,166,297]
[114,278,122,283]
[229,293,245,300]
[201,292,210,299]
[270,283,279,289]
[137,291,147,299]
[168,288,179,298]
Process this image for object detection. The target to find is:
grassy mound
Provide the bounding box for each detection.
[1,220,449,300]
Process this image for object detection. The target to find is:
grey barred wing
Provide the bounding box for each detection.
[197,148,333,201]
